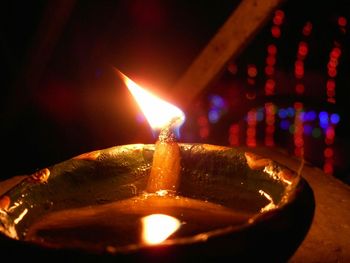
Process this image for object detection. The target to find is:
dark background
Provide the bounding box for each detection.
[1,0,349,184]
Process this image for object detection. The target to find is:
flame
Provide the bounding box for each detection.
[118,71,185,130]
[141,214,180,245]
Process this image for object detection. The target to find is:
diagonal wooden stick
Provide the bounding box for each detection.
[171,0,285,109]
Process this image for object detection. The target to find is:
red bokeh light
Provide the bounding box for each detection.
[294,102,303,110]
[267,44,277,55]
[330,47,341,59]
[271,26,281,38]
[323,162,333,174]
[326,127,335,139]
[247,65,258,78]
[295,67,304,78]
[327,60,338,69]
[302,21,313,36]
[298,42,308,57]
[338,16,347,27]
[328,68,337,78]
[273,9,285,25]
[265,79,275,95]
[294,137,304,147]
[324,147,334,158]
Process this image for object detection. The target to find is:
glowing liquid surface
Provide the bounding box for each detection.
[25,195,253,254]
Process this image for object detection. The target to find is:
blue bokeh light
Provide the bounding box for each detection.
[319,111,328,123]
[278,108,287,119]
[280,120,290,130]
[330,113,340,124]
[287,107,295,117]
[306,111,317,121]
[208,109,220,123]
[210,95,225,109]
[319,111,329,129]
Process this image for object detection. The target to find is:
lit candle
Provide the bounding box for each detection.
[117,70,185,193]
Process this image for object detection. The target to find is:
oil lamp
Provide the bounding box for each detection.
[0,72,314,262]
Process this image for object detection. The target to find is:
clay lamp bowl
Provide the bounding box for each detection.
[0,143,314,262]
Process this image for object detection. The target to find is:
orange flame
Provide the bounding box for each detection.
[118,70,185,130]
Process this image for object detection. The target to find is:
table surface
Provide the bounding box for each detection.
[1,147,349,262]
[244,147,350,262]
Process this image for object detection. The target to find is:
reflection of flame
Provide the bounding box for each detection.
[259,190,276,212]
[141,214,180,245]
[118,71,185,130]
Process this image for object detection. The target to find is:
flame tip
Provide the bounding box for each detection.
[114,68,127,80]
[120,72,185,130]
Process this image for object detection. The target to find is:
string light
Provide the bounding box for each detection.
[246,109,257,147]
[246,64,258,100]
[294,22,312,95]
[229,124,240,146]
[271,9,284,38]
[218,11,345,177]
[323,124,336,174]
[293,104,304,157]
[197,115,209,139]
[265,103,276,146]
[326,46,342,103]
[264,10,284,95]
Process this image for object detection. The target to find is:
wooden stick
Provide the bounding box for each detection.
[171,0,284,109]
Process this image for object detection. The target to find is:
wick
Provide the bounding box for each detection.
[158,117,181,143]
[146,117,182,193]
